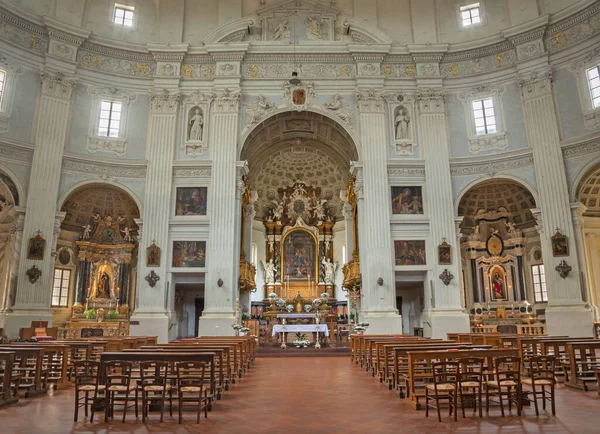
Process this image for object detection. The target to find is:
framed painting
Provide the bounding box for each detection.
[282,229,317,280]
[27,233,46,260]
[172,241,206,268]
[489,265,507,301]
[391,187,423,215]
[175,187,207,216]
[394,240,426,265]
[551,230,569,257]
[146,242,161,267]
[438,241,451,265]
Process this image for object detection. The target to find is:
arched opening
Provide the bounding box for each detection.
[239,111,359,344]
[54,183,140,337]
[457,179,544,333]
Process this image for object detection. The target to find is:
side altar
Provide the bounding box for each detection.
[62,214,136,338]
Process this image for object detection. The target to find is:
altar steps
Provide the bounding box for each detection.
[256,346,350,357]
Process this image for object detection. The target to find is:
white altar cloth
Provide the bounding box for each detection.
[272,324,329,337]
[276,313,316,319]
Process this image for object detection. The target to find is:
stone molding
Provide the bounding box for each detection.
[450,150,534,175]
[173,167,212,178]
[468,132,508,154]
[561,136,600,159]
[0,140,33,163]
[62,155,147,178]
[87,85,136,100]
[40,70,76,100]
[356,88,385,113]
[149,89,182,114]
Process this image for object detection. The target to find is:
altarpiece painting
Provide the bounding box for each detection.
[282,229,317,280]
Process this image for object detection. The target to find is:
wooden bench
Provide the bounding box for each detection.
[374,338,440,380]
[172,339,245,380]
[0,351,18,407]
[0,346,47,397]
[563,341,600,391]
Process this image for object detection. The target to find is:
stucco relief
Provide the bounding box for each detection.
[519,70,553,99]
[0,17,47,53]
[450,155,534,176]
[546,5,600,53]
[242,63,355,79]
[468,133,508,154]
[181,63,215,79]
[150,89,182,113]
[245,95,277,128]
[62,159,147,178]
[441,50,516,78]
[77,51,155,78]
[322,94,353,127]
[87,137,126,156]
[381,64,417,78]
[584,111,600,130]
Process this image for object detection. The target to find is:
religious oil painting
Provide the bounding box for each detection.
[490,265,507,301]
[175,187,207,216]
[282,229,317,280]
[27,233,46,260]
[551,230,569,257]
[146,242,161,267]
[391,187,423,215]
[394,240,426,266]
[172,241,206,268]
[438,241,451,265]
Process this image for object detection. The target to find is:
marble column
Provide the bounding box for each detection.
[0,209,24,328]
[118,262,130,307]
[238,194,256,322]
[130,90,181,343]
[354,89,402,333]
[342,202,356,258]
[197,90,243,336]
[75,252,92,306]
[416,89,469,338]
[5,71,76,338]
[519,70,593,336]
[584,231,600,321]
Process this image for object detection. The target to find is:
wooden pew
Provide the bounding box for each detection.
[173,339,245,380]
[406,348,517,409]
[0,346,46,397]
[516,337,592,376]
[350,334,403,365]
[0,351,18,407]
[563,341,600,391]
[373,338,437,380]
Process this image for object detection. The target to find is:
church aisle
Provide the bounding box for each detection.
[0,357,599,433]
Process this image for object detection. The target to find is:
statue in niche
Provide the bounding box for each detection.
[96,272,111,299]
[394,106,411,140]
[271,20,290,41]
[322,257,337,284]
[305,16,322,40]
[262,258,275,284]
[188,107,204,141]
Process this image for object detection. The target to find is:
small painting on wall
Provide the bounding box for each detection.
[172,241,206,268]
[438,241,451,265]
[391,187,423,215]
[394,240,426,265]
[175,187,207,216]
[27,232,46,260]
[146,242,161,267]
[551,230,569,257]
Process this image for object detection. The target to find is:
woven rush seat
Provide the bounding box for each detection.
[460,381,480,387]
[487,380,518,387]
[144,384,172,392]
[522,378,553,386]
[107,384,136,392]
[426,383,455,391]
[78,384,106,392]
[180,386,201,392]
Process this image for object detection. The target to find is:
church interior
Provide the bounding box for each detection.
[0,0,600,432]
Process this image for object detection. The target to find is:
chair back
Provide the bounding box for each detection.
[495,356,521,382]
[74,360,101,389]
[176,361,207,391]
[529,355,556,384]
[457,357,484,384]
[103,360,133,389]
[431,361,459,387]
[140,360,169,390]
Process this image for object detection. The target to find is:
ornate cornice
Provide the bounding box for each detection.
[562,136,600,159]
[173,167,212,178]
[87,85,136,100]
[457,85,505,101]
[387,163,426,177]
[547,2,600,35]
[62,155,147,178]
[442,41,514,62]
[0,140,33,163]
[79,42,154,62]
[47,28,86,46]
[450,150,534,175]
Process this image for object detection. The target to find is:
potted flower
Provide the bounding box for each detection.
[292,333,311,348]
[239,327,251,336]
[232,324,243,333]
[304,304,313,313]
[285,304,294,313]
[353,325,367,333]
[275,299,286,308]
[268,292,278,301]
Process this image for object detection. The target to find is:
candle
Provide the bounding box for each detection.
[85,298,89,310]
[308,274,310,298]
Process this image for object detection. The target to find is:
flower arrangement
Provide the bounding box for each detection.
[320,292,330,300]
[268,292,278,300]
[107,309,118,320]
[358,322,370,328]
[285,304,294,313]
[275,299,286,308]
[313,299,323,307]
[232,324,243,331]
[304,304,313,313]
[239,327,251,333]
[292,333,311,348]
[83,309,96,319]
[353,325,367,332]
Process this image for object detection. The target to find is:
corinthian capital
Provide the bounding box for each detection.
[356,88,385,113]
[40,70,77,100]
[519,69,553,100]
[150,89,182,113]
[416,88,445,114]
[213,88,241,113]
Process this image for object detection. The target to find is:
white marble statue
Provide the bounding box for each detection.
[305,16,322,40]
[324,94,352,123]
[262,258,275,284]
[121,227,133,242]
[81,224,92,240]
[188,107,204,141]
[313,198,327,222]
[322,257,337,284]
[395,107,410,140]
[272,20,290,41]
[271,200,284,222]
[247,95,276,126]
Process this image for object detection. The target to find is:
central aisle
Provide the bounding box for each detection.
[1,357,599,433]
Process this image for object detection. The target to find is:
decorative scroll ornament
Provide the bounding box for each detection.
[145,270,160,287]
[26,265,42,284]
[555,260,572,279]
[519,69,553,99]
[439,269,454,286]
[213,88,241,113]
[356,88,385,113]
[149,89,182,113]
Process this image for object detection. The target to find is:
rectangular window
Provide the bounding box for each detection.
[52,268,70,307]
[98,100,122,137]
[531,264,547,303]
[461,3,481,26]
[0,69,6,106]
[472,98,497,135]
[114,4,134,27]
[587,66,600,108]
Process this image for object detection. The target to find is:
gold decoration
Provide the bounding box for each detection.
[405,65,416,78]
[496,54,504,68]
[555,33,568,49]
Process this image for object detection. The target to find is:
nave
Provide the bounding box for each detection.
[0,356,598,434]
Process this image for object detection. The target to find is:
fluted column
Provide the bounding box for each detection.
[198,89,242,336]
[355,89,401,333]
[519,69,593,336]
[417,89,469,337]
[5,71,76,338]
[130,90,181,342]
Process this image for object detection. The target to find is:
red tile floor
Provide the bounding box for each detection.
[0,357,599,433]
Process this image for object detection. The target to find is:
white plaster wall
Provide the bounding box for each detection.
[436,0,511,44]
[0,69,39,144]
[182,0,220,45]
[554,67,586,140]
[503,83,529,150]
[9,0,51,15]
[377,0,413,44]
[447,93,469,158]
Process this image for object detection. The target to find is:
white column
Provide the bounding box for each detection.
[519,70,594,336]
[584,231,600,321]
[130,90,181,343]
[5,71,76,338]
[355,89,402,333]
[417,89,469,338]
[239,201,255,321]
[197,90,243,336]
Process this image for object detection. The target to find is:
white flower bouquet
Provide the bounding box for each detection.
[285,304,294,312]
[232,324,243,331]
[275,298,286,308]
[292,333,311,348]
[268,292,278,300]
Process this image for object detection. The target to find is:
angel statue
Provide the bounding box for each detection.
[322,257,337,284]
[81,224,92,240]
[271,20,290,41]
[324,94,352,123]
[271,200,284,222]
[121,227,133,242]
[261,258,276,284]
[312,199,327,223]
[247,95,276,126]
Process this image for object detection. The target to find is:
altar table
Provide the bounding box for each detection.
[272,324,329,337]
[276,314,317,319]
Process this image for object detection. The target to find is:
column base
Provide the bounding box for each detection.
[545,304,595,337]
[3,309,54,340]
[129,311,174,343]
[423,309,470,339]
[197,312,236,337]
[360,311,403,334]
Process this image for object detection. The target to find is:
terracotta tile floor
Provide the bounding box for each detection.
[1,357,599,433]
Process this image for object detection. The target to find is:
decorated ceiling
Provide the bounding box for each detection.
[577,166,600,217]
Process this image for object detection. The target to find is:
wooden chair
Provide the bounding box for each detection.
[486,356,522,417]
[425,361,459,422]
[522,355,556,416]
[104,361,136,423]
[73,360,104,422]
[457,357,484,418]
[176,361,209,424]
[139,361,173,422]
